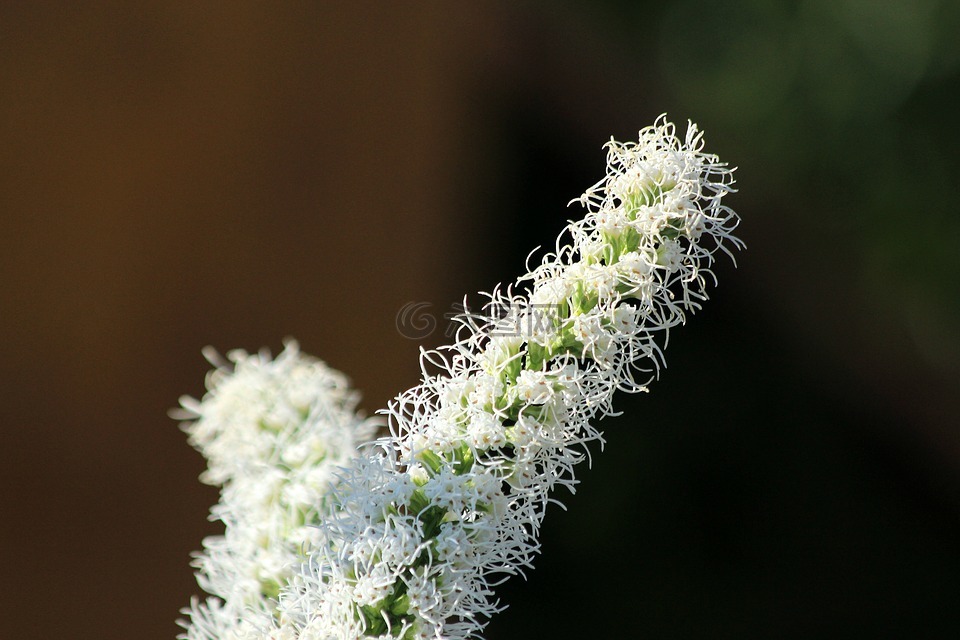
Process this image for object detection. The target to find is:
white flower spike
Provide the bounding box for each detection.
[273,116,742,639]
[177,341,376,640]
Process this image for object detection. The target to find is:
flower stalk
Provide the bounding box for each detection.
[176,342,376,640]
[273,116,743,639]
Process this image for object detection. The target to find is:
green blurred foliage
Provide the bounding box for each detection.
[478,1,960,636]
[654,0,960,347]
[561,0,960,360]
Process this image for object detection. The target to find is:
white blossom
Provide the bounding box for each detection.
[276,116,742,639]
[176,341,376,640]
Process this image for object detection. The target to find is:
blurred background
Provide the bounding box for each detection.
[2,2,959,638]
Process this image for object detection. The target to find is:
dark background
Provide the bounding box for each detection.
[2,2,959,638]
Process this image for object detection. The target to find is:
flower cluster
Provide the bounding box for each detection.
[177,341,376,640]
[273,117,742,639]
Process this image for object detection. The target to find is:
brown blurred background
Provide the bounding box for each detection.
[2,2,959,639]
